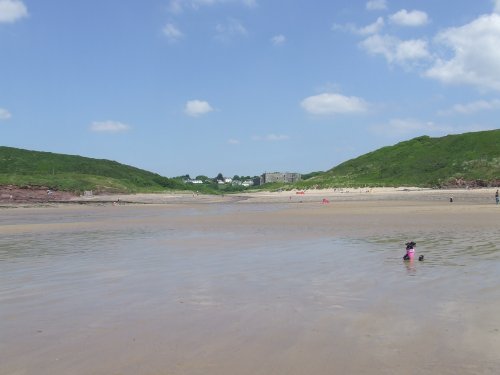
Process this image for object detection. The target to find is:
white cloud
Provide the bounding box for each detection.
[389,9,429,27]
[438,99,500,115]
[360,34,431,66]
[271,34,286,46]
[168,0,257,13]
[358,17,385,35]
[215,18,247,41]
[0,108,12,120]
[0,0,28,23]
[163,23,184,42]
[189,0,218,10]
[252,134,289,142]
[242,0,257,7]
[425,13,500,91]
[168,0,183,14]
[333,17,384,36]
[265,134,289,141]
[396,39,431,61]
[184,100,214,117]
[228,139,240,144]
[366,0,387,11]
[90,121,131,133]
[300,93,368,115]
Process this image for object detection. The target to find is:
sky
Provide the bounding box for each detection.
[1,0,500,178]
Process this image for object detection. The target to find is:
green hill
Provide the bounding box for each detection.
[3,129,499,194]
[0,146,187,194]
[299,130,500,188]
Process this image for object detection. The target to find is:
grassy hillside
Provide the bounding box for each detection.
[0,147,188,193]
[3,129,499,194]
[298,130,500,188]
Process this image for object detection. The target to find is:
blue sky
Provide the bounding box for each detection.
[1,0,499,178]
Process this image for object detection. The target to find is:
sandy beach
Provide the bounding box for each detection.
[78,186,500,207]
[76,186,500,205]
[1,185,496,206]
[1,188,499,374]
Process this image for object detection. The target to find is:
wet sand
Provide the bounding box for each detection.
[1,189,499,374]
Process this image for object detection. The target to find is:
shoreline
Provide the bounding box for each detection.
[1,186,498,208]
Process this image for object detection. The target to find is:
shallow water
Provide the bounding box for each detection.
[1,203,499,375]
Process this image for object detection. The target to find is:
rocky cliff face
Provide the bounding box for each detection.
[0,185,75,203]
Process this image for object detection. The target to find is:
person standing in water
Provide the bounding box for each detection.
[403,241,424,261]
[496,189,499,205]
[403,241,416,260]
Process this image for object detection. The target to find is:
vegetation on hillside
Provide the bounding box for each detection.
[0,147,259,194]
[2,130,499,194]
[0,147,188,194]
[297,130,500,188]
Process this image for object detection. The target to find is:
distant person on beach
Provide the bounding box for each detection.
[496,189,499,204]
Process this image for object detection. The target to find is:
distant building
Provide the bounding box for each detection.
[260,172,301,185]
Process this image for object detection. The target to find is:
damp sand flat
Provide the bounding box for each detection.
[1,198,499,375]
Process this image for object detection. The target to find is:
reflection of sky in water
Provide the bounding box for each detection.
[362,232,500,306]
[0,202,285,227]
[0,203,292,264]
[0,227,163,261]
[368,230,500,266]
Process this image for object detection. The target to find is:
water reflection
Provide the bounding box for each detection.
[0,229,148,261]
[369,229,500,268]
[404,259,417,276]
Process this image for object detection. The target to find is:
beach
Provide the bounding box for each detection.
[68,186,500,205]
[1,188,499,374]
